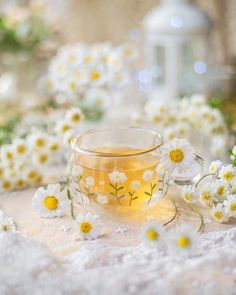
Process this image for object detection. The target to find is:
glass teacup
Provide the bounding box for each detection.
[67,127,203,223]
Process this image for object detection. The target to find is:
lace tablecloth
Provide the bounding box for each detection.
[0,188,236,295]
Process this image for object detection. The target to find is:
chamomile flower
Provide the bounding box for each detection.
[0,216,16,233]
[119,44,138,62]
[142,169,154,182]
[12,138,28,156]
[199,189,214,207]
[97,194,109,205]
[181,185,198,203]
[211,179,229,201]
[63,131,74,147]
[14,176,27,190]
[85,176,95,187]
[219,165,236,183]
[28,132,47,150]
[160,138,195,173]
[0,145,15,164]
[163,127,176,141]
[83,88,111,111]
[33,152,50,166]
[223,195,236,218]
[208,160,223,175]
[109,170,127,183]
[131,180,141,190]
[76,212,102,240]
[211,203,228,223]
[89,67,106,86]
[168,225,198,256]
[0,179,12,192]
[65,108,84,125]
[55,119,72,135]
[48,137,61,153]
[32,183,69,218]
[106,52,124,72]
[140,220,165,248]
[24,166,41,183]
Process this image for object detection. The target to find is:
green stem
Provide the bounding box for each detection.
[195,173,215,188]
[187,204,205,232]
[162,200,178,227]
[67,189,75,219]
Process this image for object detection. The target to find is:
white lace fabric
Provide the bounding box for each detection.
[0,226,235,295]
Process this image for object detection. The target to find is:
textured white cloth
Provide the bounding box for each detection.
[0,226,236,295]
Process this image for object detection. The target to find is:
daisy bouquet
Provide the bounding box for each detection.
[41,42,137,120]
[0,0,50,52]
[0,107,84,193]
[132,94,229,158]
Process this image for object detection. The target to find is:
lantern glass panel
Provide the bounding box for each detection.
[153,45,166,85]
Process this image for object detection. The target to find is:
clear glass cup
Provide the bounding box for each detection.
[67,127,203,224]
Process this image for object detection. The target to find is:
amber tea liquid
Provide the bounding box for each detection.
[75,147,159,207]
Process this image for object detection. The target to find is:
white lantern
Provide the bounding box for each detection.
[143,0,212,100]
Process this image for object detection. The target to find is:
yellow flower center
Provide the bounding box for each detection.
[50,143,59,152]
[152,116,161,123]
[35,138,45,148]
[2,224,8,231]
[44,196,58,210]
[16,144,26,154]
[177,236,190,248]
[146,229,158,241]
[6,152,13,159]
[169,149,184,163]
[46,81,53,89]
[230,203,236,211]
[217,186,225,195]
[68,55,76,62]
[84,55,92,63]
[61,124,71,133]
[223,172,234,181]
[69,82,77,90]
[184,193,192,202]
[39,154,48,164]
[71,113,81,122]
[202,192,212,200]
[90,71,101,81]
[214,211,223,220]
[3,181,11,190]
[80,222,92,234]
[28,171,37,179]
[124,49,132,56]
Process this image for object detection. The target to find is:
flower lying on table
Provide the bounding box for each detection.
[32,183,70,218]
[75,213,102,240]
[0,210,16,233]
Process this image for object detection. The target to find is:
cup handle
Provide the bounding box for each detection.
[173,153,204,186]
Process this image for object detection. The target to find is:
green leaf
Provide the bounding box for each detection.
[117,186,124,191]
[109,183,116,189]
[144,191,151,196]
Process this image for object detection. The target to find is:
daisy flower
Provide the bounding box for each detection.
[32,183,70,218]
[0,216,16,233]
[12,138,28,156]
[168,225,199,256]
[63,131,74,147]
[223,195,236,218]
[160,138,195,173]
[211,179,229,201]
[0,179,12,192]
[219,165,236,183]
[119,44,138,62]
[76,212,102,240]
[131,180,141,190]
[142,169,154,182]
[28,132,47,150]
[109,170,127,183]
[0,145,15,164]
[211,203,228,223]
[85,176,95,187]
[97,194,109,205]
[65,108,84,125]
[33,152,50,166]
[24,166,40,183]
[140,220,165,248]
[48,137,61,153]
[55,119,72,135]
[83,88,111,111]
[181,185,199,203]
[199,189,214,207]
[208,160,223,175]
[89,67,106,86]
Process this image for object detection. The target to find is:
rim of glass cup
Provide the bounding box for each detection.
[71,126,163,158]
